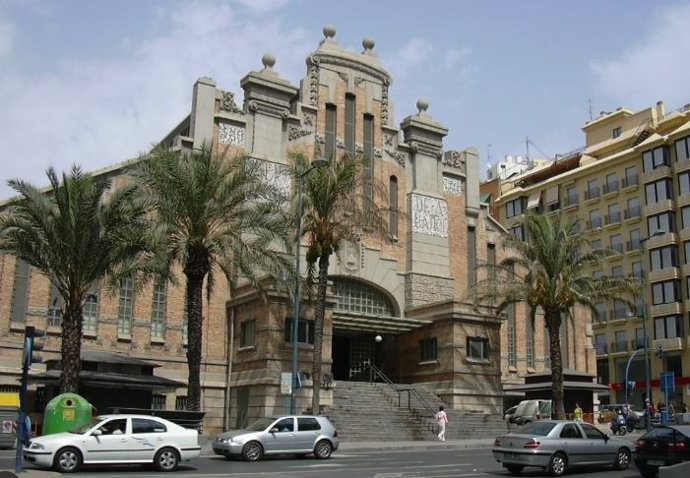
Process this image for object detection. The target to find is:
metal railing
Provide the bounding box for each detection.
[361,361,440,434]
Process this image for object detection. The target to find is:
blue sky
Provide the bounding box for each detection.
[1,0,689,198]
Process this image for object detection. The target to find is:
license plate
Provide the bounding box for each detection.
[508,454,521,460]
[647,460,665,466]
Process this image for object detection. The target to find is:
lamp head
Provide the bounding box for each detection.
[374,334,382,343]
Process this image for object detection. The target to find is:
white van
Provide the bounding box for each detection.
[513,399,552,425]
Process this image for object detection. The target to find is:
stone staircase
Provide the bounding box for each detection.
[324,380,508,441]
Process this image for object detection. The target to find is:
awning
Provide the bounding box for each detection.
[503,380,610,393]
[545,186,559,205]
[526,191,542,210]
[34,370,185,391]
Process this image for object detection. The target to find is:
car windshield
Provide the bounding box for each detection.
[519,421,557,436]
[69,417,106,434]
[245,417,278,432]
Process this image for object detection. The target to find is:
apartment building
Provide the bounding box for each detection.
[489,100,690,408]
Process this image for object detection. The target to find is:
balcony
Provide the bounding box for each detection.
[624,206,641,220]
[587,218,603,230]
[653,337,684,351]
[622,175,639,189]
[603,181,620,195]
[563,194,579,208]
[610,243,624,255]
[610,340,629,353]
[585,187,601,201]
[605,212,622,226]
[631,338,650,350]
[626,240,641,252]
[595,343,608,355]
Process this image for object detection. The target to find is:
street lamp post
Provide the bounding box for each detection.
[639,231,664,430]
[290,157,328,415]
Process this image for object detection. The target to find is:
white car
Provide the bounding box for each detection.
[24,414,201,473]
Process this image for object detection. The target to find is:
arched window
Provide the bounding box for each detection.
[331,278,394,317]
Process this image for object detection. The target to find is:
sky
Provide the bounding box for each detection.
[1,0,690,198]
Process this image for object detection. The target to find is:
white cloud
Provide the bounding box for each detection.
[444,47,471,70]
[0,2,313,198]
[591,3,690,111]
[386,38,433,81]
[232,0,290,13]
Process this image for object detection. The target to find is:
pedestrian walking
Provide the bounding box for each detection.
[573,402,583,422]
[435,405,448,441]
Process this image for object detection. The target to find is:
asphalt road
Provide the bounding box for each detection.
[0,447,644,478]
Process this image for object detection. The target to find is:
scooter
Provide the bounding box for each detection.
[610,413,627,435]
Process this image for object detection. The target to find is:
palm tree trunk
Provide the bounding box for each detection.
[311,252,330,414]
[185,255,207,412]
[546,311,565,419]
[60,301,83,393]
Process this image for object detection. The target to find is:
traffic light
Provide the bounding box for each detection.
[22,326,45,369]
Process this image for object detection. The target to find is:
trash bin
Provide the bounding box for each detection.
[43,393,94,435]
[0,392,20,449]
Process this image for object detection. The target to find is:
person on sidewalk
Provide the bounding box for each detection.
[435,405,448,441]
[573,403,583,422]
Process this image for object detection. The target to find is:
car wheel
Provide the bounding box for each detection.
[242,441,264,462]
[54,446,82,473]
[314,439,333,459]
[547,452,567,477]
[154,447,179,472]
[613,447,631,470]
[638,465,658,478]
[505,464,524,475]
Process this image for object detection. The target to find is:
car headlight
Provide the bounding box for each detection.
[29,442,45,450]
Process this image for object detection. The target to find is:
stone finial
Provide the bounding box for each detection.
[362,37,375,52]
[323,25,336,39]
[262,53,276,71]
[416,98,430,115]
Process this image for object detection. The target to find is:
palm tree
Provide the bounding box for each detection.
[132,144,292,411]
[0,166,152,393]
[292,152,389,413]
[479,212,639,419]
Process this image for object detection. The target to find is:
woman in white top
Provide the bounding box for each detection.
[435,405,448,441]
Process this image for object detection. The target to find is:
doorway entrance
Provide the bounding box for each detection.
[332,332,379,381]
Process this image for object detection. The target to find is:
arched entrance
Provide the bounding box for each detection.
[330,278,395,381]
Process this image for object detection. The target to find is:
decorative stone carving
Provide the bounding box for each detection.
[385,149,406,167]
[247,100,290,119]
[355,144,364,154]
[442,150,466,173]
[374,148,383,160]
[337,71,349,83]
[315,134,325,145]
[288,126,312,141]
[250,159,292,199]
[218,123,245,146]
[354,76,366,86]
[308,54,321,107]
[337,240,360,274]
[384,133,394,146]
[304,114,315,126]
[381,83,390,126]
[220,91,242,113]
[411,194,448,238]
[443,176,464,195]
[336,139,345,149]
[410,141,443,159]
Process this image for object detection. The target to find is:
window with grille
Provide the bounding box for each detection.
[331,278,394,317]
[151,278,167,339]
[526,317,535,367]
[48,285,63,328]
[83,285,99,335]
[240,319,256,348]
[363,114,374,201]
[467,336,489,360]
[151,395,166,410]
[11,259,29,324]
[175,396,188,411]
[117,275,135,335]
[507,303,516,366]
[420,338,437,362]
[284,318,314,345]
[344,94,356,154]
[389,176,398,238]
[324,104,337,160]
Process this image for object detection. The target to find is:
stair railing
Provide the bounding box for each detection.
[362,361,439,434]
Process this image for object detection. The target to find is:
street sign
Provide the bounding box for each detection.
[661,372,675,392]
[280,372,292,395]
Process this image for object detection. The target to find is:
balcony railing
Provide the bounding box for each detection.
[595,343,608,354]
[563,194,579,207]
[587,218,603,229]
[622,175,639,188]
[624,206,641,220]
[585,187,601,200]
[610,243,624,254]
[611,340,629,353]
[603,181,620,194]
[626,240,641,252]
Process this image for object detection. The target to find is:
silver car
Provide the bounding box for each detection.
[492,420,631,476]
[212,415,339,461]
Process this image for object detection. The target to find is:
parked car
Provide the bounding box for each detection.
[504,405,518,422]
[512,399,552,425]
[23,414,201,473]
[634,424,690,478]
[492,420,632,476]
[212,415,339,461]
